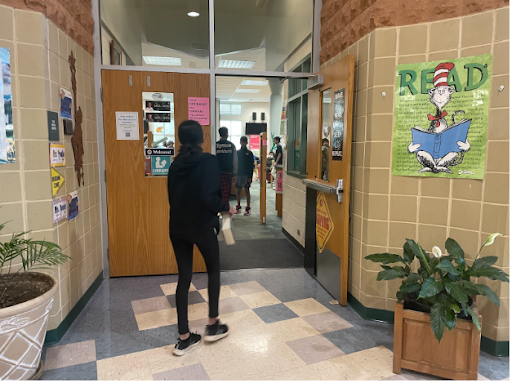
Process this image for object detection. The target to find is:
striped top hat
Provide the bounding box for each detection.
[433,62,455,88]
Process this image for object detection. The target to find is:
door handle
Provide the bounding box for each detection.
[335,179,343,203]
[301,179,344,203]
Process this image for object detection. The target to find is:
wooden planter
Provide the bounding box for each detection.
[393,302,482,380]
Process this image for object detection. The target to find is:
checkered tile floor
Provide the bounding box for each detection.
[41,268,509,380]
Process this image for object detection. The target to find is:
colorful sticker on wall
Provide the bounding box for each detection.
[332,89,344,161]
[392,54,492,179]
[52,197,67,223]
[151,155,171,176]
[276,170,284,193]
[51,167,65,198]
[59,88,73,120]
[188,97,209,125]
[0,48,13,164]
[67,191,79,221]
[49,143,66,167]
[316,192,333,254]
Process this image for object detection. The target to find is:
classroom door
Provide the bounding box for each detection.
[305,55,355,305]
[102,70,210,277]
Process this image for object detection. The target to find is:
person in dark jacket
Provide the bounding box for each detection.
[167,120,236,356]
[215,127,238,204]
[235,136,254,216]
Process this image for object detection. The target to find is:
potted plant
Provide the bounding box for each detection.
[365,233,509,380]
[0,222,69,380]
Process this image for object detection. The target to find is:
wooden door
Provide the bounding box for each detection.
[306,55,355,305]
[102,70,209,277]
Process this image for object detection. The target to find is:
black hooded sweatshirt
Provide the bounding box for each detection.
[167,152,229,236]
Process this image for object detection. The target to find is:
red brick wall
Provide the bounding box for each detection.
[321,0,509,64]
[0,0,94,54]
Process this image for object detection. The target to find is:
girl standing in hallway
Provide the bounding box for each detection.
[167,120,236,356]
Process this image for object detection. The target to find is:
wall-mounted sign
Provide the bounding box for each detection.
[316,192,334,254]
[332,89,344,161]
[50,143,65,167]
[51,167,65,198]
[145,112,171,123]
[59,88,72,120]
[47,111,59,141]
[276,170,284,193]
[188,97,209,125]
[145,148,175,157]
[67,191,79,221]
[145,100,170,112]
[151,156,171,176]
[0,47,14,165]
[392,54,491,179]
[116,111,139,140]
[52,197,67,223]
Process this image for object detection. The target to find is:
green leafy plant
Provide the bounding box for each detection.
[0,222,70,307]
[365,233,508,342]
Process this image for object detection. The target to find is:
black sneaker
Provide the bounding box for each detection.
[204,320,229,342]
[244,207,251,216]
[173,333,201,356]
[235,205,242,214]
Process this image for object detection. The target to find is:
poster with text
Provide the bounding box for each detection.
[276,170,284,193]
[60,88,72,120]
[67,191,79,221]
[392,54,492,179]
[0,48,13,164]
[53,197,68,223]
[188,97,209,125]
[332,88,344,161]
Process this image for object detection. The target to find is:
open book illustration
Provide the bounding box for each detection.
[411,119,471,159]
[221,212,235,245]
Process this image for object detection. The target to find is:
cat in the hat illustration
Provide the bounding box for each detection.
[408,62,470,174]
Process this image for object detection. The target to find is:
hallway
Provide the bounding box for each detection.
[41,268,509,380]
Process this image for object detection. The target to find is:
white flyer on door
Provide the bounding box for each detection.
[116,112,139,140]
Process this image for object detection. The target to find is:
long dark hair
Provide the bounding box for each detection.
[178,120,203,156]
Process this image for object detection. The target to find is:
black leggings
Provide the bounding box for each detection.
[170,228,220,335]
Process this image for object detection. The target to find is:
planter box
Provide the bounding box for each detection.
[393,302,482,380]
[0,275,58,380]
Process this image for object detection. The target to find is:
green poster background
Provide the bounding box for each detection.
[392,54,492,179]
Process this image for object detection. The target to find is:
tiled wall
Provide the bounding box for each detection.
[0,6,102,330]
[321,7,509,342]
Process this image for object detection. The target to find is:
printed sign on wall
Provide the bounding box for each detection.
[60,88,72,120]
[151,155,171,176]
[52,197,67,223]
[392,54,492,179]
[0,47,14,164]
[47,111,59,141]
[50,143,65,167]
[276,170,284,193]
[51,167,65,198]
[68,191,79,221]
[188,97,209,125]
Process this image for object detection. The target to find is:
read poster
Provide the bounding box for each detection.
[0,48,13,164]
[392,54,492,179]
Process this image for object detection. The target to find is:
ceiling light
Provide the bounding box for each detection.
[218,60,256,69]
[235,88,261,94]
[241,80,268,86]
[187,11,200,17]
[143,56,182,66]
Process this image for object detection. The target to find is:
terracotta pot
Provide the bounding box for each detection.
[0,274,58,380]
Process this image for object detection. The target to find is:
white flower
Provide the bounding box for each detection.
[432,246,442,258]
[484,233,501,247]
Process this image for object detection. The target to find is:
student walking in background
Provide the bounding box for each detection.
[216,127,238,204]
[168,121,236,356]
[235,136,254,216]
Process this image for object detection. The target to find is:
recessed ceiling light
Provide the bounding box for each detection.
[241,80,268,86]
[235,88,261,94]
[143,56,182,66]
[218,60,256,69]
[188,11,200,17]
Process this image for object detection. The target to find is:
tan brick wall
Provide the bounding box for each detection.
[0,5,101,330]
[322,7,509,342]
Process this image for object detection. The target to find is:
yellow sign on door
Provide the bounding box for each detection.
[316,192,334,253]
[51,167,65,198]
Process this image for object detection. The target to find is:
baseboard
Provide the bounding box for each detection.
[347,292,509,357]
[282,228,305,255]
[44,271,104,346]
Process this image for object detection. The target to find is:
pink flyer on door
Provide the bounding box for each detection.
[188,97,209,125]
